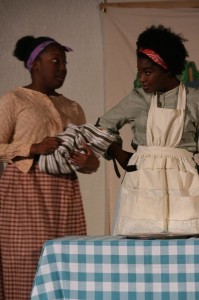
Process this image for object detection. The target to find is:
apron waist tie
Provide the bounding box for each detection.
[137,146,193,159]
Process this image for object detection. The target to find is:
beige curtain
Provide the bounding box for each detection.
[101,7,199,233]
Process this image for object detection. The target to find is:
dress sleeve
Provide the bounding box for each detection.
[97,90,139,146]
[0,93,31,162]
[76,103,86,125]
[98,90,136,135]
[69,101,86,126]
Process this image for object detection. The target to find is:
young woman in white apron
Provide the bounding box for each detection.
[97,25,199,235]
[113,84,199,235]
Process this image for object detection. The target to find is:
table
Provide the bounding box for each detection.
[31,236,199,300]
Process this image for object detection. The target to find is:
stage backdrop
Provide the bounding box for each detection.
[101,6,199,233]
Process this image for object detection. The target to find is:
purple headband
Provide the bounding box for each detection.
[26,40,73,71]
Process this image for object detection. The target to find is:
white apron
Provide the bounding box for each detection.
[113,84,199,235]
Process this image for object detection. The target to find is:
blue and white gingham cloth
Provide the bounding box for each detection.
[31,236,199,300]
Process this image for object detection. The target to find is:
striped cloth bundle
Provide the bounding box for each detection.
[38,123,114,174]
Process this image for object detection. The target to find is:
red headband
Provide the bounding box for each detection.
[139,48,168,70]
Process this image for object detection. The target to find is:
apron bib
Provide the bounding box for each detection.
[113,84,199,235]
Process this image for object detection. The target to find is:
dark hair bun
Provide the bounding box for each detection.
[13,35,54,65]
[13,36,36,63]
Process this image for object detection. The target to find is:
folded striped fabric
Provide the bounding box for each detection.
[38,123,114,174]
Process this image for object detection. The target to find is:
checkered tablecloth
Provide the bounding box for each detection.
[31,236,199,300]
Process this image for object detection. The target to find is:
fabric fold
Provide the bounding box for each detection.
[39,123,114,174]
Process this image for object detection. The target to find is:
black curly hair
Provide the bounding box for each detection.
[136,25,189,76]
[13,36,55,68]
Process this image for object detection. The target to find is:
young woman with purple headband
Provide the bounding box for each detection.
[0,35,100,300]
[97,25,199,236]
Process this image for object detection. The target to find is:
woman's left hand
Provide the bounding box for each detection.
[70,144,100,173]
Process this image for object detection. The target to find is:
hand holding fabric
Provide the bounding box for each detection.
[38,123,114,174]
[71,144,100,173]
[30,136,63,156]
[107,141,134,170]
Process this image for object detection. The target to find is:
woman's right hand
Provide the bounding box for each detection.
[107,141,133,170]
[30,136,62,156]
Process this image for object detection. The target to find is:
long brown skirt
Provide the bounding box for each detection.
[0,163,86,300]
